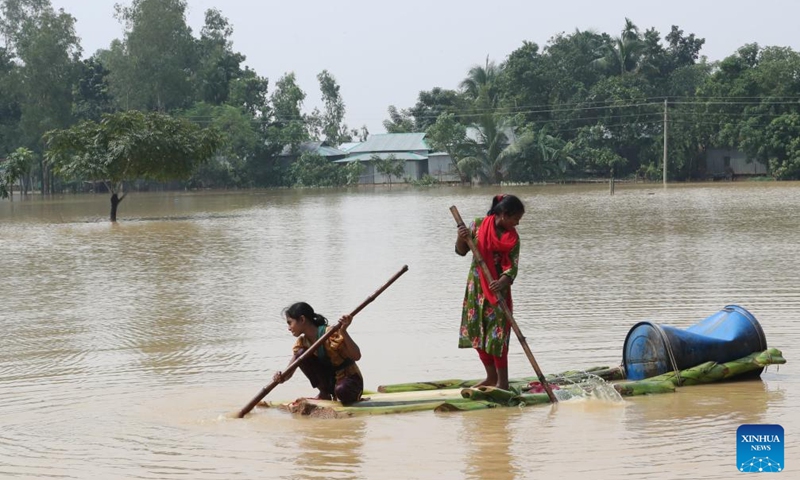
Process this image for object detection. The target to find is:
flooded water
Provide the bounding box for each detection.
[1,183,798,479]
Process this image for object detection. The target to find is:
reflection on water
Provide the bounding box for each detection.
[1,184,800,479]
[290,418,366,479]
[460,410,518,480]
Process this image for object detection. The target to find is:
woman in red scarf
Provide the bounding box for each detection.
[455,194,525,391]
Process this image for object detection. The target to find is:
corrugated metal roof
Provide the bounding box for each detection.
[347,133,429,153]
[279,141,346,158]
[317,145,346,157]
[335,152,428,163]
[338,142,361,152]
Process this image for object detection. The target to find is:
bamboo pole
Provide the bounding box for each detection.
[235,265,409,418]
[450,205,558,403]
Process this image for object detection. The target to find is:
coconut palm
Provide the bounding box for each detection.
[459,56,502,108]
[457,113,516,184]
[593,18,650,76]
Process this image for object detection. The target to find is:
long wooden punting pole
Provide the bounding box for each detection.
[450,206,558,403]
[236,265,409,418]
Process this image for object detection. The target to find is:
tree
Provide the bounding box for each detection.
[383,105,415,133]
[227,67,269,118]
[289,152,359,187]
[195,8,245,105]
[505,126,576,183]
[408,87,463,131]
[0,0,50,49]
[44,110,222,221]
[425,113,469,182]
[110,0,197,111]
[349,125,368,142]
[315,69,350,146]
[460,56,502,108]
[592,18,651,76]
[574,126,629,179]
[182,102,259,188]
[539,29,607,105]
[457,113,517,185]
[268,72,309,151]
[372,154,405,186]
[2,0,81,194]
[665,26,706,70]
[498,41,550,123]
[0,46,20,156]
[1,146,33,199]
[73,56,114,121]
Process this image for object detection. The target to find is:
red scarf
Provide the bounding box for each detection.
[476,214,518,307]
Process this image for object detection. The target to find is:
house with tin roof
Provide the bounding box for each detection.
[335,133,460,184]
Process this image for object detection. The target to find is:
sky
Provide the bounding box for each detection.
[50,0,800,135]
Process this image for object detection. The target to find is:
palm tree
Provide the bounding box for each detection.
[593,18,649,76]
[457,113,515,184]
[459,56,502,108]
[508,127,577,181]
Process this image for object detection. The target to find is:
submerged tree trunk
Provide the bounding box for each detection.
[110,193,122,222]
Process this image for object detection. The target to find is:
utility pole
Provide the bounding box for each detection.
[663,99,668,186]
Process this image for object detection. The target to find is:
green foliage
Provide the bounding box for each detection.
[372,154,405,185]
[1,146,34,197]
[6,1,81,146]
[460,57,502,108]
[228,67,269,118]
[44,110,222,192]
[110,0,196,111]
[195,8,245,105]
[315,69,350,146]
[342,160,364,185]
[592,18,650,76]
[73,56,113,121]
[425,113,468,181]
[383,105,415,133]
[181,102,259,188]
[0,46,21,155]
[5,3,800,188]
[410,174,438,187]
[408,87,463,131]
[506,126,576,182]
[289,152,354,187]
[268,72,309,153]
[458,113,516,184]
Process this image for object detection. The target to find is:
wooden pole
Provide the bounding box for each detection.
[236,265,409,418]
[450,206,557,403]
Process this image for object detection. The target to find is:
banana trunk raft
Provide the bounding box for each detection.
[258,348,785,418]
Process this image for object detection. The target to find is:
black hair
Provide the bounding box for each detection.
[488,194,525,216]
[283,302,328,326]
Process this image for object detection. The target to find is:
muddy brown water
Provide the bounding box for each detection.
[1,183,798,479]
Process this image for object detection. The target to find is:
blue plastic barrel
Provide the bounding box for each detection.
[622,305,767,380]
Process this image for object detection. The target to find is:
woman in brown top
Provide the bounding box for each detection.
[272,302,363,404]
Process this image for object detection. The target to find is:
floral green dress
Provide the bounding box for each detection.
[458,217,520,356]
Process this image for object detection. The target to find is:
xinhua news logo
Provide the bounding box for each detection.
[737,424,784,473]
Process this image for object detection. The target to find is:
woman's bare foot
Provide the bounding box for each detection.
[472,378,493,388]
[314,390,332,400]
[473,365,498,388]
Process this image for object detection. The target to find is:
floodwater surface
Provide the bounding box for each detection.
[1,182,798,479]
